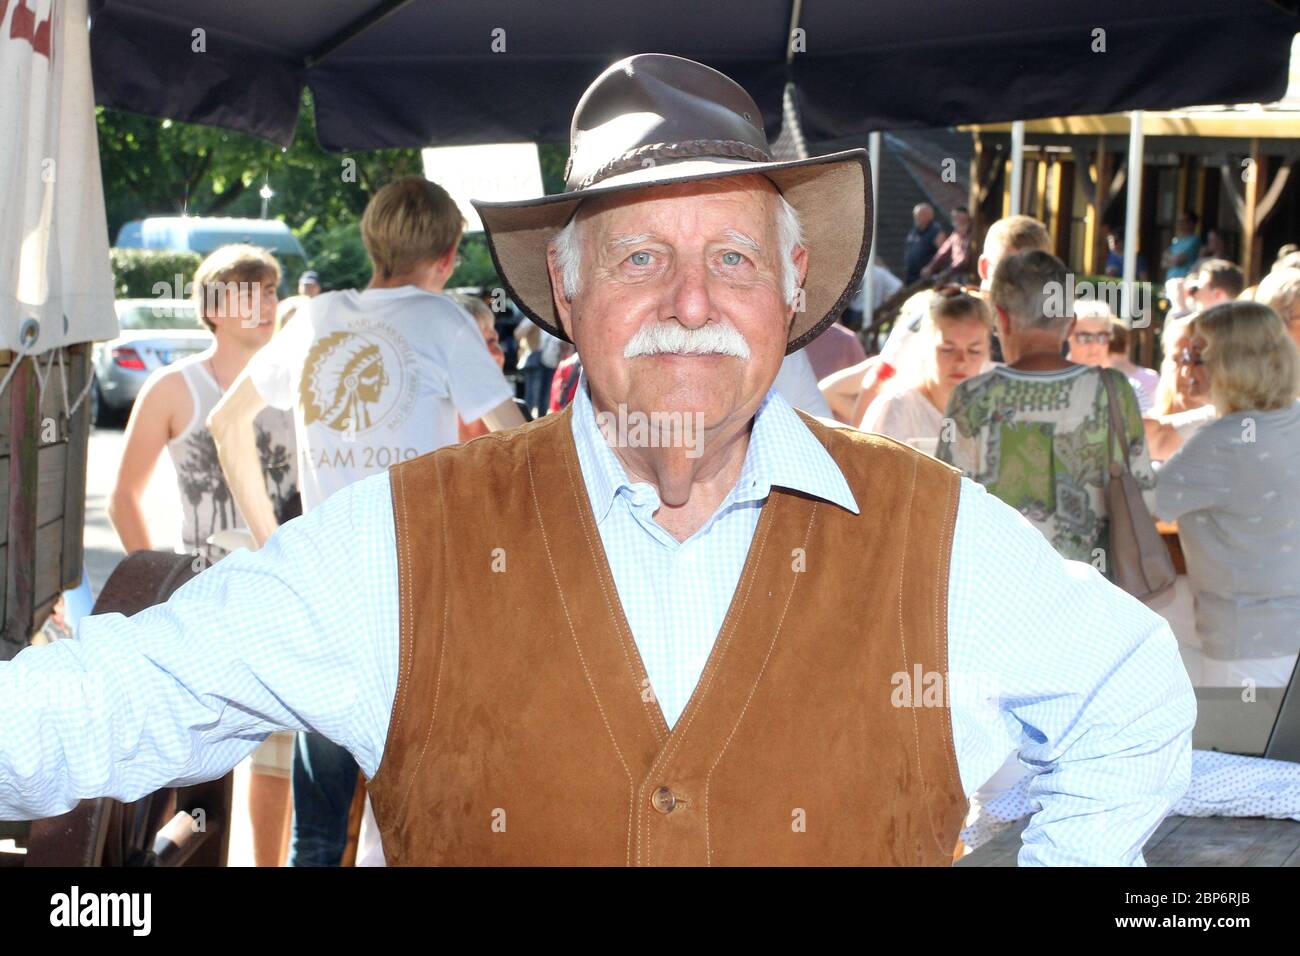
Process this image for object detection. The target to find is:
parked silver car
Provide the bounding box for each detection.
[92,299,212,424]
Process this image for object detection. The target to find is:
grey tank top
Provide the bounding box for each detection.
[165,354,298,565]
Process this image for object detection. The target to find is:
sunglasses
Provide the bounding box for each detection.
[1071,332,1111,345]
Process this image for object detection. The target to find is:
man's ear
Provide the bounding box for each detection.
[546,243,575,341]
[994,305,1011,339]
[787,244,809,325]
[978,254,991,283]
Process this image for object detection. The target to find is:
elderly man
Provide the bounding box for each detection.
[0,54,1191,866]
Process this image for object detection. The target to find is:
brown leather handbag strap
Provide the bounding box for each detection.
[1100,370,1131,473]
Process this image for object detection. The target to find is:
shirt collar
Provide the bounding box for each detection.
[569,371,859,526]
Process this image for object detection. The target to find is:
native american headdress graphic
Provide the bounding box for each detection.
[300,330,390,433]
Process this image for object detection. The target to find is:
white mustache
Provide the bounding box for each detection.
[623,322,751,360]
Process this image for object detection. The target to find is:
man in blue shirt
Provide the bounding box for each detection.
[1163,211,1203,280]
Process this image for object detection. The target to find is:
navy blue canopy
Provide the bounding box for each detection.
[89,0,1299,151]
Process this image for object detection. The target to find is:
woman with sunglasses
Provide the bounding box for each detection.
[1153,302,1300,687]
[1144,315,1217,461]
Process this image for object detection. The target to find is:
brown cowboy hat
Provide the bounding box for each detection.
[470,53,872,354]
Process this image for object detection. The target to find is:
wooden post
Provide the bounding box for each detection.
[1087,139,1113,276]
[4,355,38,657]
[1243,139,1265,284]
[1039,156,1053,243]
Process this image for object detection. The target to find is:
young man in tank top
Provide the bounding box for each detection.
[108,242,298,867]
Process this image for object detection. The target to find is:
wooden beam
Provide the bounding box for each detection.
[1243,139,1265,283]
[1219,159,1248,228]
[4,356,37,657]
[1087,143,1114,275]
[1255,159,1295,229]
[964,112,1300,140]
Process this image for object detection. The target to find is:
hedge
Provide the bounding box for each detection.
[110,248,202,300]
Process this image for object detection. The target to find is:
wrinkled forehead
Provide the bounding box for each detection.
[575,175,781,243]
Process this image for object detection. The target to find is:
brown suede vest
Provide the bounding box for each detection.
[367,403,968,865]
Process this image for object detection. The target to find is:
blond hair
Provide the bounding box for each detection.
[1151,315,1193,416]
[982,215,1051,259]
[191,244,280,332]
[1189,301,1300,413]
[361,176,464,280]
[1255,267,1300,328]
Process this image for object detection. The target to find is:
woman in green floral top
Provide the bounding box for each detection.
[937,251,1155,570]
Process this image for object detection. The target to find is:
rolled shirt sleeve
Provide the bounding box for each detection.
[0,470,399,821]
[947,478,1196,865]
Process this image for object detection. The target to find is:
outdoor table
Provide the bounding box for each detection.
[956,815,1300,866]
[1157,519,1186,575]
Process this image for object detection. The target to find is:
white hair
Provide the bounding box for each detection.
[550,188,804,305]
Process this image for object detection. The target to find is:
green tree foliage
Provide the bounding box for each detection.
[109,248,201,299]
[98,89,422,251]
[98,95,572,294]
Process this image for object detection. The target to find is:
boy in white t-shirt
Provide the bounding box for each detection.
[207,176,523,866]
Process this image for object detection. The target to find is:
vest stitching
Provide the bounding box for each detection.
[527,425,637,867]
[393,464,412,743]
[933,473,962,796]
[369,462,413,817]
[895,454,928,805]
[558,413,668,745]
[392,457,453,821]
[790,411,966,863]
[638,492,778,866]
[702,500,819,866]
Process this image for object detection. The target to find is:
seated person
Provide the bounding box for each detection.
[1144,315,1216,462]
[1154,302,1300,688]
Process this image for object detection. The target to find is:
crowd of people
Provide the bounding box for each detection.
[96,159,1298,866]
[818,210,1300,700]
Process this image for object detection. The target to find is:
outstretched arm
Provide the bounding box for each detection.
[0,472,400,821]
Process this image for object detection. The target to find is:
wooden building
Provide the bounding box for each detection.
[963,40,1300,287]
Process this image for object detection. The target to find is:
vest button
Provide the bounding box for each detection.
[651,786,677,813]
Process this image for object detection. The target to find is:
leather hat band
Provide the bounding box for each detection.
[571,139,774,190]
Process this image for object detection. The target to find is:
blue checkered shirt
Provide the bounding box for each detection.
[0,381,1194,865]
